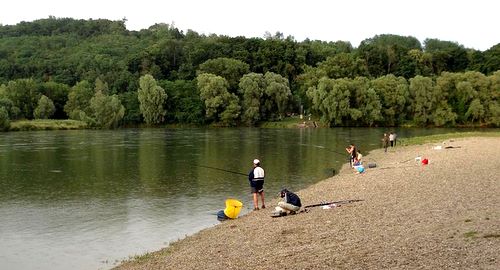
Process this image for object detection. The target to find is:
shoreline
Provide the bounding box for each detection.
[116,136,500,269]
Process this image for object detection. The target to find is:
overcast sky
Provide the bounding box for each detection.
[1,0,498,51]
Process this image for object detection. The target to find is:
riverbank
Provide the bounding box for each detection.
[7,119,87,131]
[115,136,500,270]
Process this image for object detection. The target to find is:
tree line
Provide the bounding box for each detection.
[0,17,498,129]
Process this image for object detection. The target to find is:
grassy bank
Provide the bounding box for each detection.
[8,119,88,131]
[398,130,500,146]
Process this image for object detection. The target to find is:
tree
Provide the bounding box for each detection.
[0,107,9,131]
[239,73,265,125]
[34,95,56,119]
[315,53,369,79]
[197,73,240,124]
[160,79,203,124]
[408,76,434,125]
[465,99,485,124]
[197,57,250,91]
[5,78,40,119]
[118,91,142,124]
[371,75,409,126]
[89,90,125,128]
[307,77,351,126]
[64,80,94,120]
[262,72,292,120]
[351,77,382,126]
[39,81,70,119]
[486,71,500,126]
[137,74,167,125]
[424,39,469,74]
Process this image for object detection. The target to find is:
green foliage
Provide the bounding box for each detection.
[409,76,435,125]
[307,77,351,126]
[4,78,40,119]
[8,119,87,131]
[357,34,422,77]
[0,106,10,131]
[39,81,70,119]
[160,79,203,124]
[89,91,125,128]
[197,73,240,124]
[0,18,498,128]
[197,58,250,91]
[317,53,369,79]
[351,77,382,126]
[64,80,94,119]
[424,39,469,73]
[480,44,500,74]
[262,72,292,120]
[137,74,167,125]
[371,75,409,126]
[0,95,21,120]
[34,95,56,119]
[118,91,142,124]
[239,73,265,125]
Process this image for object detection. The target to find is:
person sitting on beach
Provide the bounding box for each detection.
[353,151,363,166]
[353,164,365,174]
[275,188,301,215]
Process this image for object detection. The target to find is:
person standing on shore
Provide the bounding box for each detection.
[345,144,357,167]
[389,132,395,147]
[393,132,397,146]
[382,133,389,153]
[249,159,265,210]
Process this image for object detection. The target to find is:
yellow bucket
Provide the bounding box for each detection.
[223,198,243,219]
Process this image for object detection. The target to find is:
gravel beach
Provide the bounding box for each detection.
[116,137,500,270]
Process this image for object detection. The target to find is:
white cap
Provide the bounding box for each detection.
[253,159,260,165]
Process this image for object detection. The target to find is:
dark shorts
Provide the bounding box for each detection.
[250,181,264,193]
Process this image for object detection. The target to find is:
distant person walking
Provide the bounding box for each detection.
[382,133,389,153]
[389,132,395,147]
[248,159,265,210]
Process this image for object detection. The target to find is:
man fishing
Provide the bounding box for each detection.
[248,159,265,210]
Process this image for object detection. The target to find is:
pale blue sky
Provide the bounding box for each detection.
[1,0,498,50]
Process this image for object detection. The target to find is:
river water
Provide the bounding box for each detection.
[0,127,469,269]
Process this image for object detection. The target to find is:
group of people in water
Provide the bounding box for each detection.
[247,131,397,216]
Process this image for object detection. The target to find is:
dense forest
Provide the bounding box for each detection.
[0,17,498,129]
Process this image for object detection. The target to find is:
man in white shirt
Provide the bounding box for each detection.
[248,159,265,210]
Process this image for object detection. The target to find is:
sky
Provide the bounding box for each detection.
[1,0,499,51]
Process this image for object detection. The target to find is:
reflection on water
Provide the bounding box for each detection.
[0,128,473,270]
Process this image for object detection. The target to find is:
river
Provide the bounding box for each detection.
[0,127,469,270]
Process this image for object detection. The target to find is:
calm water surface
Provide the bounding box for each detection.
[0,128,469,270]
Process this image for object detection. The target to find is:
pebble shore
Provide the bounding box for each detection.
[116,137,500,270]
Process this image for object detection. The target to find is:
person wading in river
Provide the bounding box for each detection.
[248,159,265,210]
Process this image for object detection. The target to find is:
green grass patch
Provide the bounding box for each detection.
[9,119,88,131]
[463,231,479,238]
[399,131,500,146]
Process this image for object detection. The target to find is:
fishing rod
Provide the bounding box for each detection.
[299,143,347,157]
[304,199,364,208]
[196,165,248,176]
